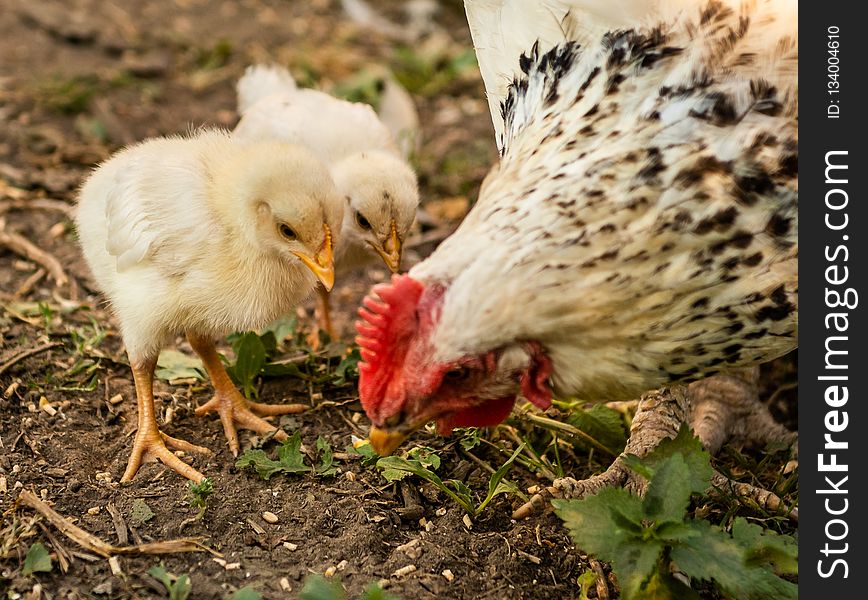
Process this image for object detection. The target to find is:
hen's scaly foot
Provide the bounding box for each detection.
[513,371,797,519]
[188,332,307,456]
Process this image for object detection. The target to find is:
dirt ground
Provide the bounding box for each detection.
[0,1,798,599]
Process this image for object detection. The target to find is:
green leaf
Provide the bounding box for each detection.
[455,427,482,451]
[642,453,692,524]
[155,350,205,382]
[566,404,628,452]
[576,568,597,600]
[347,441,379,466]
[631,424,713,495]
[555,489,658,599]
[476,443,524,514]
[228,332,267,398]
[316,436,338,477]
[228,586,262,600]
[376,456,474,514]
[332,348,361,385]
[261,361,308,378]
[187,478,214,510]
[731,518,798,576]
[554,487,646,557]
[277,431,312,473]
[262,315,297,346]
[148,564,192,600]
[299,574,345,600]
[360,582,401,600]
[235,449,285,480]
[22,542,53,575]
[642,566,702,600]
[671,520,798,600]
[406,446,440,471]
[130,498,155,525]
[236,432,310,480]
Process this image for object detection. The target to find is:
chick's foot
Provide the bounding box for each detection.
[122,426,210,484]
[122,357,210,484]
[513,370,797,520]
[188,333,307,456]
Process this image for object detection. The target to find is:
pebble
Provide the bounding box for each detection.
[87,506,101,515]
[109,394,124,405]
[392,565,417,578]
[442,569,455,583]
[324,566,337,578]
[435,507,447,517]
[262,511,279,524]
[279,577,292,592]
[283,542,298,551]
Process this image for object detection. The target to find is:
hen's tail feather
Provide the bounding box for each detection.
[236,64,298,115]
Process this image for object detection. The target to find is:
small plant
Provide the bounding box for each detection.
[374,444,526,516]
[554,426,797,600]
[316,436,338,477]
[299,574,400,600]
[187,477,214,519]
[227,331,268,399]
[155,350,205,382]
[236,432,340,480]
[228,587,261,600]
[148,564,192,600]
[22,541,53,576]
[236,431,310,479]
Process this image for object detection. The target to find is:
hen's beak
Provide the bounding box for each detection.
[371,220,402,273]
[369,427,408,456]
[293,224,335,291]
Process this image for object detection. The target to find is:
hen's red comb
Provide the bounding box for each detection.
[355,274,425,420]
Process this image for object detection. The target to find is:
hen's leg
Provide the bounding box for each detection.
[121,354,210,483]
[514,370,797,519]
[189,333,307,456]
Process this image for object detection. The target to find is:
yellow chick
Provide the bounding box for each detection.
[76,129,342,482]
[234,65,419,337]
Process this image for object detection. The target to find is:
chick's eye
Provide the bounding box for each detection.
[444,368,470,383]
[355,211,372,230]
[278,223,297,241]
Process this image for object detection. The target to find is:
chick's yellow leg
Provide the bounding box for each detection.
[189,333,307,456]
[307,286,336,349]
[122,355,210,483]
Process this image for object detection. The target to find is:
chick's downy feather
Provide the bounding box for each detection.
[77,129,342,360]
[233,65,419,275]
[358,0,797,431]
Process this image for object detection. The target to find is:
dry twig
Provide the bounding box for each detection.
[16,490,219,557]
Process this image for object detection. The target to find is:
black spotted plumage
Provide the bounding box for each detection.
[412,0,797,401]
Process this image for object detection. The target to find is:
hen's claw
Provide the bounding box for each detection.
[513,371,797,520]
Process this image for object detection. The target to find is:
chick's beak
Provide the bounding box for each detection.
[373,220,402,273]
[293,224,335,291]
[369,427,408,456]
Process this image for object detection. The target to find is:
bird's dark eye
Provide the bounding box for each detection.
[355,211,372,230]
[278,223,297,241]
[444,368,470,383]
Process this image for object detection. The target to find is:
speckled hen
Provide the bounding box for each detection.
[355,0,798,506]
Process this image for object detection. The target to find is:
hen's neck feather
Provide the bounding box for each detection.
[412,0,797,400]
